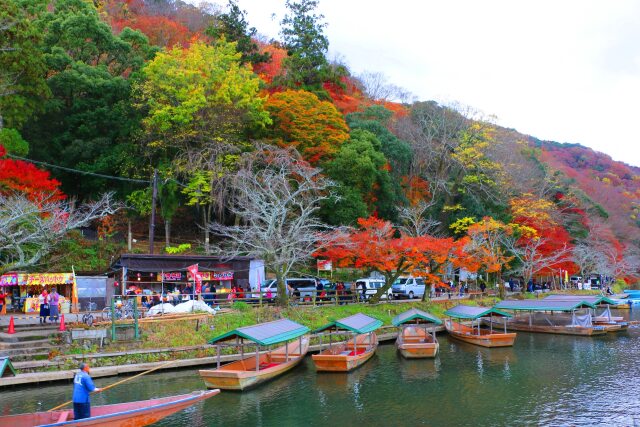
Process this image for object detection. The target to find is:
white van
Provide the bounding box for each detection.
[354,278,392,300]
[253,278,318,299]
[391,277,426,299]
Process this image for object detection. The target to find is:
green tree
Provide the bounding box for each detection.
[323,129,397,223]
[279,0,332,93]
[206,0,270,65]
[22,0,155,198]
[136,39,270,251]
[0,0,49,131]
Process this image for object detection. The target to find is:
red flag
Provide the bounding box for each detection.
[187,264,202,293]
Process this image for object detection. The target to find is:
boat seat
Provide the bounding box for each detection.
[347,349,366,356]
[57,411,71,422]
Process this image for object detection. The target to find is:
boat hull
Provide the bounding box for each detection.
[312,333,378,372]
[445,320,516,348]
[0,390,219,427]
[496,319,607,336]
[199,337,309,391]
[396,326,439,358]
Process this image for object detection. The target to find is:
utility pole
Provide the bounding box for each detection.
[148,169,158,254]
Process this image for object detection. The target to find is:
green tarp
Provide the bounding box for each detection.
[543,295,617,305]
[444,305,512,319]
[315,313,383,334]
[209,318,309,346]
[0,357,16,377]
[495,299,596,311]
[392,308,442,326]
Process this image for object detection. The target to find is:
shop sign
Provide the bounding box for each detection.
[317,259,332,271]
[0,273,18,286]
[190,271,234,281]
[21,273,74,286]
[157,272,184,281]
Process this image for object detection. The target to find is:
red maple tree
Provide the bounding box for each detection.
[0,145,65,201]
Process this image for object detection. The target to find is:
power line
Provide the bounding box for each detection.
[6,154,190,189]
[7,154,150,184]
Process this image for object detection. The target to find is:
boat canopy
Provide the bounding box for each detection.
[444,305,511,319]
[314,313,383,334]
[543,295,617,305]
[495,300,596,311]
[208,318,309,346]
[392,308,442,326]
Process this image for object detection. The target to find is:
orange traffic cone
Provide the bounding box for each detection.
[7,316,15,334]
[59,314,66,332]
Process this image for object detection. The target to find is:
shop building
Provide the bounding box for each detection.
[107,254,265,299]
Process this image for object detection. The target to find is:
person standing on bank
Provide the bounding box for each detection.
[49,288,60,323]
[73,363,102,420]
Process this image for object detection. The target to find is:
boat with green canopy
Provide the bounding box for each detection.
[493,300,607,336]
[392,308,442,358]
[312,313,382,372]
[542,295,628,332]
[199,318,310,391]
[443,305,517,348]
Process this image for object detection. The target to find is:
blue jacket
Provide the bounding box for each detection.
[72,371,96,404]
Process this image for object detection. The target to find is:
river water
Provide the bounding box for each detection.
[3,309,640,426]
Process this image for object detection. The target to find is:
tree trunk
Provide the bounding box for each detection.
[164,219,171,247]
[275,268,289,307]
[127,219,132,252]
[370,270,402,304]
[203,208,210,254]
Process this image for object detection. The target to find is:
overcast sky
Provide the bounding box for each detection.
[211,0,640,167]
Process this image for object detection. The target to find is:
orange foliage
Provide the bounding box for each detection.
[319,216,465,284]
[401,176,431,206]
[265,90,350,165]
[0,145,65,201]
[118,15,192,47]
[322,76,368,115]
[254,44,287,84]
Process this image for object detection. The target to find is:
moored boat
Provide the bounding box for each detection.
[392,308,442,358]
[543,295,628,332]
[199,318,310,391]
[312,313,382,372]
[494,300,607,336]
[0,390,220,427]
[443,305,516,348]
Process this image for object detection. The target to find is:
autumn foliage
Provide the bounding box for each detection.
[0,145,64,201]
[265,90,350,165]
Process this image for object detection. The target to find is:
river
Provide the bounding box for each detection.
[3,309,639,426]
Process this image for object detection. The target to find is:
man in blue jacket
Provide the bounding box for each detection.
[73,363,102,420]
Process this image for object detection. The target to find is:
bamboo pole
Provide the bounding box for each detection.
[48,360,174,412]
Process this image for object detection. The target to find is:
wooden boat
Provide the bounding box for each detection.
[543,295,628,332]
[491,317,608,336]
[393,308,442,358]
[445,319,516,347]
[199,318,310,391]
[312,332,378,371]
[495,300,608,336]
[200,337,309,390]
[0,390,219,427]
[443,305,516,348]
[312,313,382,372]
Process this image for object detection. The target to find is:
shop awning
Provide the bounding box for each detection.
[495,299,596,311]
[543,295,617,305]
[392,308,442,326]
[0,273,74,287]
[314,313,383,334]
[208,319,309,346]
[444,305,512,319]
[110,254,254,273]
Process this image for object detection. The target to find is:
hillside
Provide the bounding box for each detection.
[0,0,638,281]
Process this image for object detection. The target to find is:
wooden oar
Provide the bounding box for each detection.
[48,360,174,412]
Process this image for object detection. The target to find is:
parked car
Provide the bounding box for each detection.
[391,277,426,299]
[354,278,391,300]
[252,277,319,299]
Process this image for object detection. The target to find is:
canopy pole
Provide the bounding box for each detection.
[529,311,532,327]
[504,317,507,334]
[217,344,221,369]
[299,336,302,356]
[256,345,260,372]
[240,338,244,358]
[353,334,357,353]
[285,339,289,362]
[490,313,493,333]
[329,332,332,349]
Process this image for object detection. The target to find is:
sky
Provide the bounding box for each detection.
[206,0,640,167]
